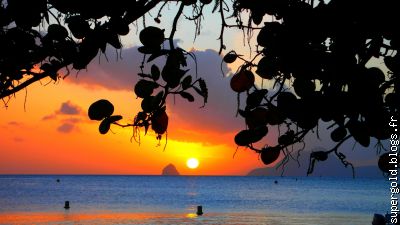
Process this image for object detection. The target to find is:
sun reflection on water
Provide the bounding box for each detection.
[185,213,198,219]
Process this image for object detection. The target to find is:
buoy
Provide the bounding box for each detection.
[274,180,278,184]
[64,201,70,209]
[196,205,203,216]
[372,213,386,225]
[56,179,60,183]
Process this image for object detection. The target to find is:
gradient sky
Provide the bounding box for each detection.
[0,3,384,175]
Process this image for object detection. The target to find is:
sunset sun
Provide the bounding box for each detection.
[186,158,199,169]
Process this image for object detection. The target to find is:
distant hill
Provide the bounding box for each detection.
[248,146,383,178]
[247,164,382,178]
[162,164,180,176]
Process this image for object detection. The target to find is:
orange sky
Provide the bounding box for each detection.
[0,46,272,176]
[0,5,273,175]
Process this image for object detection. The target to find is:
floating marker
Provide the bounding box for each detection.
[196,205,203,216]
[64,201,70,209]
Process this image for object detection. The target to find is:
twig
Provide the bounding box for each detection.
[218,0,226,54]
[169,2,185,50]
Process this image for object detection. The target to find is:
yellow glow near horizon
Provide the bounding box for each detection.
[186,158,199,169]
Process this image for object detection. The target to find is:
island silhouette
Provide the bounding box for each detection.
[161,164,180,176]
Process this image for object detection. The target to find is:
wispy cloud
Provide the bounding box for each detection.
[42,101,84,133]
[57,123,75,133]
[58,101,81,115]
[13,137,24,142]
[42,114,56,121]
[42,101,83,121]
[8,121,23,127]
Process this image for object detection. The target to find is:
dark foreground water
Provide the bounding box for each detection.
[0,175,388,224]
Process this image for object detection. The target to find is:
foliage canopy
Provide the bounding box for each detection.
[1,0,399,176]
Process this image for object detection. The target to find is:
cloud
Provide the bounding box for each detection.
[57,123,75,133]
[1,121,24,129]
[8,121,23,126]
[59,101,81,115]
[42,101,83,120]
[13,137,24,142]
[65,46,247,143]
[41,101,84,133]
[61,118,82,124]
[56,117,82,134]
[42,115,56,121]
[67,46,144,91]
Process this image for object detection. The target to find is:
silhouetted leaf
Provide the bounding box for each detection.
[199,78,208,105]
[109,115,123,123]
[260,146,281,165]
[134,79,159,98]
[223,51,237,63]
[139,26,165,47]
[138,73,153,79]
[311,151,328,161]
[66,16,90,39]
[246,89,268,110]
[277,92,297,113]
[151,110,168,134]
[47,24,68,40]
[251,9,264,25]
[180,92,195,102]
[154,90,164,103]
[256,56,279,80]
[257,22,282,48]
[384,55,399,73]
[293,78,315,98]
[278,130,295,146]
[88,99,114,121]
[161,66,187,88]
[99,118,111,134]
[151,65,160,80]
[238,109,248,118]
[181,76,192,90]
[141,96,155,112]
[246,107,268,129]
[234,130,252,146]
[249,126,268,143]
[230,70,255,93]
[183,0,197,6]
[141,91,163,113]
[330,126,347,142]
[347,120,370,147]
[107,32,122,49]
[138,46,161,54]
[109,17,130,35]
[147,49,169,62]
[200,0,212,4]
[73,39,99,70]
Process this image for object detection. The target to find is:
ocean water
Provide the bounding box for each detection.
[0,175,389,224]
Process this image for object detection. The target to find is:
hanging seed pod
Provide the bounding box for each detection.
[260,146,281,165]
[230,70,255,93]
[151,110,169,135]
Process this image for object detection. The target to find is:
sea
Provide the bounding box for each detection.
[0,175,390,225]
